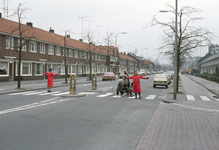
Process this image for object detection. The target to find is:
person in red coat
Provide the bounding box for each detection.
[126,71,149,99]
[43,68,57,92]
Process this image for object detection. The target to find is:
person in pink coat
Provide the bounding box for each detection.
[43,68,57,92]
[126,71,149,99]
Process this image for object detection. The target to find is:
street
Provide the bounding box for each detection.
[0,75,219,150]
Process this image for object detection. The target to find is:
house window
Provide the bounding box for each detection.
[56,46,61,56]
[95,54,97,60]
[69,49,73,57]
[74,49,78,58]
[80,51,83,59]
[83,66,86,74]
[18,39,26,51]
[6,36,14,49]
[61,65,65,74]
[29,41,37,52]
[68,65,76,74]
[0,62,8,75]
[34,63,43,75]
[16,62,32,75]
[48,45,54,55]
[40,43,45,54]
[84,52,87,59]
[62,48,67,57]
[78,66,82,74]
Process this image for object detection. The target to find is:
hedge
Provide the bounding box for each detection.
[194,73,219,83]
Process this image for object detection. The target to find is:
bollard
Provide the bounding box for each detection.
[69,74,76,94]
[91,73,97,90]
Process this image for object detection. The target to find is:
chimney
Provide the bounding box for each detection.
[26,22,33,27]
[66,34,70,38]
[49,27,55,34]
[79,39,83,42]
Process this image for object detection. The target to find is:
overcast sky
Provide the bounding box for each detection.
[2,0,219,64]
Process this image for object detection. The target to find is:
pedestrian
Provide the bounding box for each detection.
[122,70,132,96]
[126,71,149,99]
[43,68,57,92]
[116,79,124,96]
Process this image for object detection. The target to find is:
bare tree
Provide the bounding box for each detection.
[12,3,34,88]
[83,29,96,78]
[148,4,213,91]
[103,30,114,72]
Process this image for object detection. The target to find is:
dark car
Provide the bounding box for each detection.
[102,72,116,81]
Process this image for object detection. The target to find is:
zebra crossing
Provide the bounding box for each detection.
[7,91,219,102]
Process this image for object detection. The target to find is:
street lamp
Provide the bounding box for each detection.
[160,0,178,99]
[115,32,127,74]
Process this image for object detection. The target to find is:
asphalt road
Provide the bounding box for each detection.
[0,76,167,150]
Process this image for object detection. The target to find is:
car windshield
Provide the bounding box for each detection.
[155,75,166,78]
[104,73,113,75]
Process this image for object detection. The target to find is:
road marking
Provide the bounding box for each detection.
[112,95,121,98]
[96,93,113,97]
[53,92,69,96]
[39,91,62,95]
[8,91,35,95]
[145,95,156,99]
[0,97,61,115]
[23,91,47,95]
[186,95,195,101]
[78,92,97,95]
[200,96,210,101]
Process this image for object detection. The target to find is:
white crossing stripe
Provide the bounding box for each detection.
[23,91,47,95]
[53,92,69,96]
[186,95,195,101]
[200,96,210,101]
[112,95,121,98]
[8,91,35,95]
[78,92,97,95]
[145,95,156,99]
[96,93,113,97]
[39,91,62,95]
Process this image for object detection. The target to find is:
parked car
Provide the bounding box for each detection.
[138,71,144,76]
[102,72,116,81]
[152,71,156,75]
[166,74,171,85]
[146,72,151,75]
[153,74,168,88]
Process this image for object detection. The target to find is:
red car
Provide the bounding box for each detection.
[102,72,116,81]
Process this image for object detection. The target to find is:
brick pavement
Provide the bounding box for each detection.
[135,102,219,150]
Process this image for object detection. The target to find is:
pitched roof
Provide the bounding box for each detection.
[119,53,136,62]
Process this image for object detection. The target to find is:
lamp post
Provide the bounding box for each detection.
[115,32,127,74]
[160,0,178,99]
[141,48,148,69]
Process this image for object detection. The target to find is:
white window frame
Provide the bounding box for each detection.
[29,41,37,53]
[74,49,78,58]
[47,64,58,74]
[48,45,54,55]
[68,65,76,74]
[18,39,26,51]
[56,46,61,56]
[62,48,67,57]
[69,49,73,57]
[95,54,97,60]
[80,51,83,59]
[40,43,45,54]
[16,62,32,76]
[78,66,82,74]
[60,65,65,75]
[6,36,14,50]
[84,52,87,59]
[34,63,43,75]
[0,62,9,76]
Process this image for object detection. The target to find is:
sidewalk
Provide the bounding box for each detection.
[162,74,219,103]
[0,76,103,95]
[136,75,219,150]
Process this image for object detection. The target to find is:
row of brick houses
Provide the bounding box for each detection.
[0,14,153,82]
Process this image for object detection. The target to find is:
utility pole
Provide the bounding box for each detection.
[79,16,87,40]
